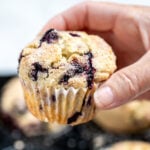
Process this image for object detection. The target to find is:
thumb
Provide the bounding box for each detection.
[94,51,150,109]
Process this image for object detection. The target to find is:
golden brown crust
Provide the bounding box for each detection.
[18,29,116,125]
[19,30,116,89]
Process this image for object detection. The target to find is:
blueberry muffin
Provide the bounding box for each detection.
[94,100,150,133]
[1,78,68,136]
[110,141,150,150]
[18,29,116,125]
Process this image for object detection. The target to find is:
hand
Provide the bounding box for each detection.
[42,2,150,109]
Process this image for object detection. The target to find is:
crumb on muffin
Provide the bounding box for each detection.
[18,29,116,89]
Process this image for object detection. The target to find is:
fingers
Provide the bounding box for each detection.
[94,51,150,109]
[41,1,122,33]
[136,90,150,100]
[41,2,87,32]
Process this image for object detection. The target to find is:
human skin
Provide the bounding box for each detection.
[41,1,150,109]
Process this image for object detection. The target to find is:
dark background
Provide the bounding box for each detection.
[0,76,150,150]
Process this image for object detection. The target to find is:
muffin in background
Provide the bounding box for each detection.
[94,100,150,134]
[1,77,68,137]
[109,141,150,150]
[18,29,116,125]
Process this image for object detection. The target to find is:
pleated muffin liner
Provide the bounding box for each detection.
[22,81,96,125]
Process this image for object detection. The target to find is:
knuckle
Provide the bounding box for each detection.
[117,70,140,97]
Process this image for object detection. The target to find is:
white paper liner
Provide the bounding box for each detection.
[22,81,96,125]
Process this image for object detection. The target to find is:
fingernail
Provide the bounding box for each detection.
[94,86,114,108]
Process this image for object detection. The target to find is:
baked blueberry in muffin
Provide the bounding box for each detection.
[18,29,116,125]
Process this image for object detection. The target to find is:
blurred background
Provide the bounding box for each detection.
[0,0,150,150]
[0,0,150,76]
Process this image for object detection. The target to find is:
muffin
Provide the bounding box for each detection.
[94,100,150,133]
[1,78,68,136]
[110,141,150,150]
[18,29,116,125]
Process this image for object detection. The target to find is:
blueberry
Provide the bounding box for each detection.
[59,51,96,89]
[67,112,82,124]
[59,74,70,85]
[59,61,85,84]
[69,33,80,37]
[86,96,92,106]
[84,52,96,89]
[51,94,56,102]
[39,29,59,47]
[30,62,48,81]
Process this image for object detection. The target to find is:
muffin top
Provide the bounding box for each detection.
[18,29,116,89]
[110,141,150,150]
[1,77,25,116]
[94,99,150,133]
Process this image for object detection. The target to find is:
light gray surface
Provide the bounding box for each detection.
[0,0,149,75]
